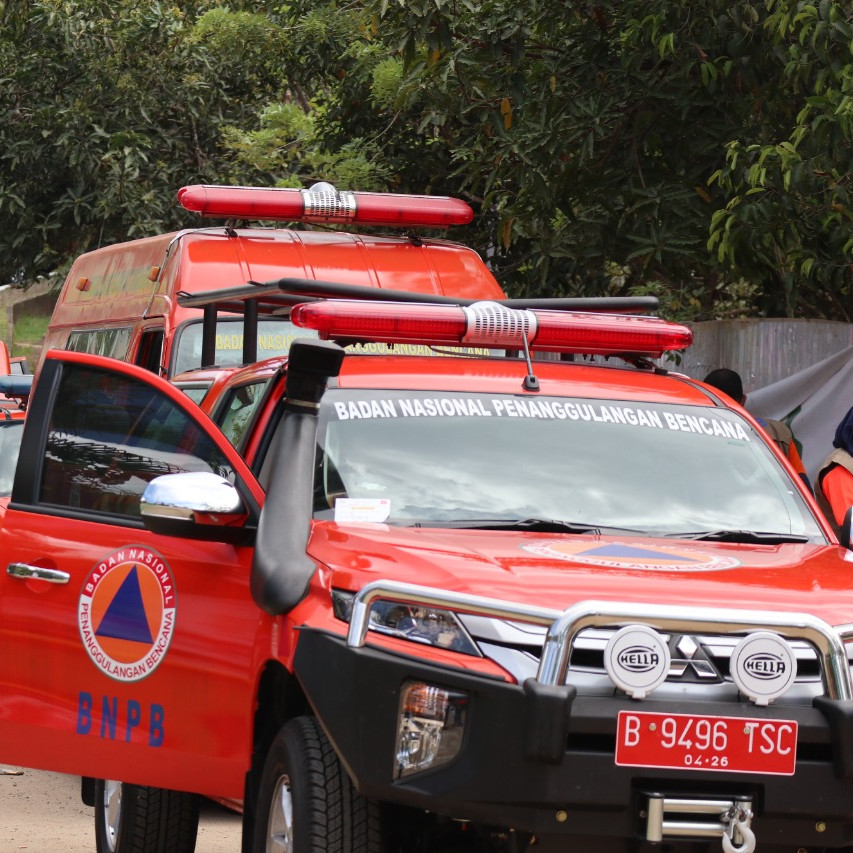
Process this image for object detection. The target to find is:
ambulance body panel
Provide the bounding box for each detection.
[40,186,505,380]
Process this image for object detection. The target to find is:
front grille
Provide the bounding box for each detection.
[468,621,853,686]
[570,628,828,683]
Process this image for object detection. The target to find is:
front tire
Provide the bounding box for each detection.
[94,779,200,853]
[253,716,383,853]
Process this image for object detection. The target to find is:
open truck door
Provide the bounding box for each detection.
[0,350,265,802]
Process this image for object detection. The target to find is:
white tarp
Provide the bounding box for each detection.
[747,345,853,485]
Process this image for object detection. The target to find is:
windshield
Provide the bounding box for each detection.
[172,318,315,375]
[0,418,24,497]
[173,318,500,376]
[312,390,823,539]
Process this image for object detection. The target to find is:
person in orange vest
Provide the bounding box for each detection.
[816,405,853,536]
[703,368,812,492]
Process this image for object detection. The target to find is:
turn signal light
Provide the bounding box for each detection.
[291,300,693,357]
[394,681,468,779]
[177,182,473,228]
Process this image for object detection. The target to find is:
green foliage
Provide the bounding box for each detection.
[221,100,393,190]
[359,0,852,318]
[0,0,289,282]
[370,58,405,110]
[707,0,853,319]
[1,0,850,322]
[221,103,316,175]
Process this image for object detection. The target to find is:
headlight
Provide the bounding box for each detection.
[394,681,468,779]
[331,589,480,656]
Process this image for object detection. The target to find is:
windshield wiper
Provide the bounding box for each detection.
[671,530,812,544]
[422,518,601,534]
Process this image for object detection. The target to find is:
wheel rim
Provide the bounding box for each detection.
[266,772,294,853]
[102,780,123,852]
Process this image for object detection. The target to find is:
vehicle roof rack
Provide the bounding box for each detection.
[178,277,660,314]
[177,278,661,367]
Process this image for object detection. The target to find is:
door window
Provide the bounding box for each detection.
[39,363,236,517]
[0,418,24,496]
[135,329,165,374]
[212,379,272,448]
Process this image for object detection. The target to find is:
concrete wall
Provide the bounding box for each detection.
[669,319,853,392]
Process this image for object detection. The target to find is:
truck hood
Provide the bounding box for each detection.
[309,523,853,628]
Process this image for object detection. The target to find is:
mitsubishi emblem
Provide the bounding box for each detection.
[668,635,720,681]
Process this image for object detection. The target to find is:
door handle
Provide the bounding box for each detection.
[7,563,71,584]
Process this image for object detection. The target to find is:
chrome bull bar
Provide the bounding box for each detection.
[346,580,853,700]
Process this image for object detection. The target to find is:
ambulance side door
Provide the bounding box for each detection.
[0,351,267,801]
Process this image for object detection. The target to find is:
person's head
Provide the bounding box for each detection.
[703,368,745,405]
[833,405,853,455]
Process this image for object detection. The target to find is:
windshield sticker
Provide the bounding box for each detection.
[523,541,741,572]
[330,396,751,441]
[217,332,301,352]
[334,498,391,523]
[78,546,176,682]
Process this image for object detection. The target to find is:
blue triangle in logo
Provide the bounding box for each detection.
[95,566,155,644]
[578,543,700,562]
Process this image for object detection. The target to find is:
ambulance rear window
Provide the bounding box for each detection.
[66,327,132,360]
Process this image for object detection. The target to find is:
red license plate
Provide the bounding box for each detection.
[615,711,797,775]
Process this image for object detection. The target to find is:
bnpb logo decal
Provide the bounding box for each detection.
[522,540,741,572]
[78,546,176,682]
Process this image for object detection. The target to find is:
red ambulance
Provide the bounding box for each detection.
[39,183,506,382]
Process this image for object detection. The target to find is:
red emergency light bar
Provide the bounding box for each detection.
[290,300,693,357]
[177,183,473,228]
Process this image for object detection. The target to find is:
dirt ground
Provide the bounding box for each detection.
[0,766,242,852]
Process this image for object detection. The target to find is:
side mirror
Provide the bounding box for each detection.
[141,471,253,544]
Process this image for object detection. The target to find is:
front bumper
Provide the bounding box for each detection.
[293,585,853,849]
[295,627,853,848]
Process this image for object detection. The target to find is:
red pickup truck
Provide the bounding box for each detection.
[1,288,850,853]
